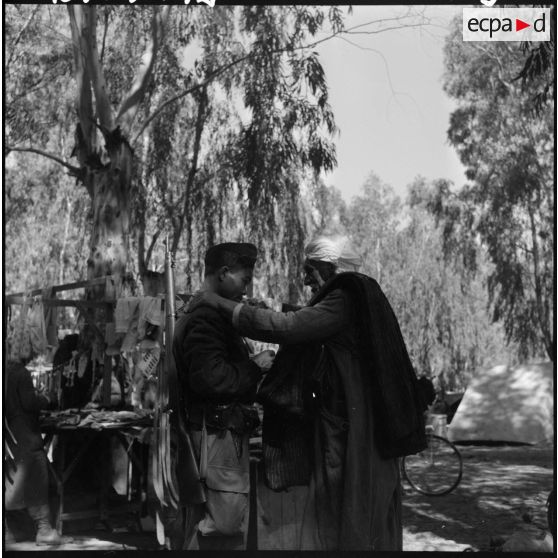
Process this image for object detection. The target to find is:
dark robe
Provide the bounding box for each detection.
[235,272,425,550]
[4,361,51,510]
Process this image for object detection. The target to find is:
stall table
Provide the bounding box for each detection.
[41,411,152,535]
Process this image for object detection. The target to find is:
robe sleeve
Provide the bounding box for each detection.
[235,289,351,344]
[181,309,263,398]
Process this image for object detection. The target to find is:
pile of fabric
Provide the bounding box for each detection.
[40,408,153,430]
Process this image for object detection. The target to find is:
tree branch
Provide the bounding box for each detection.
[100,7,109,64]
[5,145,81,176]
[80,5,114,131]
[133,52,252,145]
[68,5,94,153]
[116,6,171,130]
[171,87,208,255]
[145,230,162,271]
[345,22,437,35]
[6,5,40,71]
[133,11,435,144]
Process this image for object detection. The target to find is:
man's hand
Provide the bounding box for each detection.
[251,350,276,372]
[36,383,50,399]
[36,384,55,406]
[188,291,220,312]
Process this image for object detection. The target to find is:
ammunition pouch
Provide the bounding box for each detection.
[189,402,260,436]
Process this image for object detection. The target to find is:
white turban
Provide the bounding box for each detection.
[304,235,362,272]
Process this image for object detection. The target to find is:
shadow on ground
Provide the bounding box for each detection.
[5,444,554,552]
[402,444,554,551]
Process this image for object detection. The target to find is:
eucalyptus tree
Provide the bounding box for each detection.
[5,5,342,299]
[5,6,87,293]
[133,6,343,302]
[439,18,554,361]
[304,179,347,240]
[342,173,401,286]
[515,5,555,113]
[404,178,515,386]
[340,174,513,388]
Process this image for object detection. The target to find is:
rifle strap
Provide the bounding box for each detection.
[199,412,208,483]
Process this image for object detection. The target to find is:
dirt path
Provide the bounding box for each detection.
[6,444,554,552]
[402,444,554,551]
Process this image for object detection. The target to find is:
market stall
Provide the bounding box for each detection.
[5,273,167,536]
[40,410,152,533]
[5,253,265,548]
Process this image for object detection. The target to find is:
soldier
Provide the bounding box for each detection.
[173,243,274,550]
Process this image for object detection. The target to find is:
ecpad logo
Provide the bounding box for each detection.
[463,7,550,42]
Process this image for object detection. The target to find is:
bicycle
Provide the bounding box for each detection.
[401,426,463,496]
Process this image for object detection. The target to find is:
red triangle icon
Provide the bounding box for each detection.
[516,19,530,31]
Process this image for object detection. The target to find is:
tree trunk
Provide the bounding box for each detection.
[58,196,73,286]
[77,132,133,408]
[87,139,131,281]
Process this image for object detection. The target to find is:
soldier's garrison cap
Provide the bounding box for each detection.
[204,242,258,269]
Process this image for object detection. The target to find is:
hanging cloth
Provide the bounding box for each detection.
[42,287,58,348]
[137,297,164,340]
[27,297,48,355]
[115,297,140,352]
[9,294,32,362]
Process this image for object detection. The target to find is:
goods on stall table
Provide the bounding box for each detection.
[40,408,154,429]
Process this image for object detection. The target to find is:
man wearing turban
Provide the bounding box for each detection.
[190,235,426,550]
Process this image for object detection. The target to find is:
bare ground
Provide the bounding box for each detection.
[402,443,555,551]
[5,443,554,552]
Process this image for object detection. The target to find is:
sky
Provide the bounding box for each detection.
[315,5,467,203]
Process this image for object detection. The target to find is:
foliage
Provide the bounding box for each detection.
[305,177,348,237]
[127,6,343,303]
[403,178,516,387]
[309,175,513,389]
[439,18,554,361]
[5,5,521,380]
[4,6,74,147]
[343,173,401,285]
[4,5,346,306]
[514,6,555,114]
[4,6,89,300]
[5,5,433,309]
[4,161,90,292]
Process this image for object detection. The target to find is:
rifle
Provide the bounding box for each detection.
[152,237,205,545]
[152,238,179,545]
[165,241,205,504]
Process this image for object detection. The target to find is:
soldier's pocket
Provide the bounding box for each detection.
[205,430,249,493]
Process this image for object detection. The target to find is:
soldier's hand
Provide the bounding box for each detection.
[251,350,276,372]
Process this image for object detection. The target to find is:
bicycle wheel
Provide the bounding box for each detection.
[402,434,463,496]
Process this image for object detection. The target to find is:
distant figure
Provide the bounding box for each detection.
[4,353,67,546]
[431,374,449,416]
[417,376,436,410]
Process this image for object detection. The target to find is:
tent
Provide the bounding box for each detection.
[447,361,554,444]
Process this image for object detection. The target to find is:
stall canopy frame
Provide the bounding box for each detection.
[5,273,133,407]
